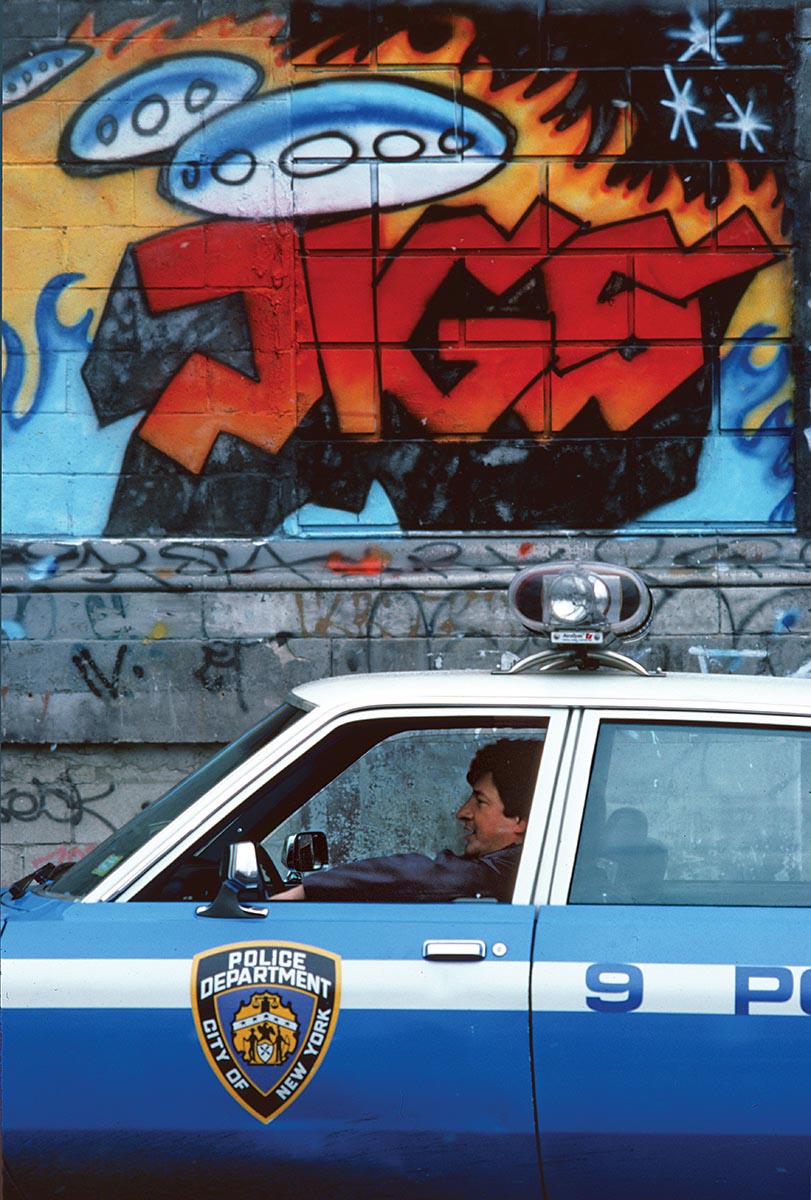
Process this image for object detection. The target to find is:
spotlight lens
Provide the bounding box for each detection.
[548,572,609,625]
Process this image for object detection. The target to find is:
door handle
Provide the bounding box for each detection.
[422,939,486,961]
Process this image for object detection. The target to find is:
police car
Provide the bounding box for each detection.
[2,563,810,1200]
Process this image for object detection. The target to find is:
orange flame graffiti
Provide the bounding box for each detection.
[61,8,783,247]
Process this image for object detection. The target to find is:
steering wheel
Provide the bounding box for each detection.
[256,844,285,896]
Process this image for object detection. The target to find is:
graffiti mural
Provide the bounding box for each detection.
[1,0,798,535]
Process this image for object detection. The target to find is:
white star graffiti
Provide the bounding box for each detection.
[667,8,744,63]
[715,92,772,152]
[660,65,705,150]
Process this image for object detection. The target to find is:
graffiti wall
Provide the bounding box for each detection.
[2,0,801,536]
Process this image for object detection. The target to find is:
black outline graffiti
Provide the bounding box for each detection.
[194,640,248,712]
[1,771,117,831]
[71,645,128,698]
[3,536,811,592]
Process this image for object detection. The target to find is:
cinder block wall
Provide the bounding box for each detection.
[2,0,810,882]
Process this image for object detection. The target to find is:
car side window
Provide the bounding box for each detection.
[262,723,548,874]
[263,729,485,867]
[140,717,548,901]
[569,721,811,907]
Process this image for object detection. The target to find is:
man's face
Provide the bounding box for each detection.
[455,771,527,858]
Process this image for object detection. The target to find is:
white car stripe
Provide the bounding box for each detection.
[533,962,811,1017]
[6,959,809,1016]
[1,958,530,1012]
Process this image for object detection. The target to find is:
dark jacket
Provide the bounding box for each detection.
[301,843,523,903]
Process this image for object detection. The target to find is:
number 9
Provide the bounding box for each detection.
[585,962,644,1013]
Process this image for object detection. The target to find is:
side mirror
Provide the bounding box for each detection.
[195,842,268,919]
[284,831,329,874]
[224,842,263,893]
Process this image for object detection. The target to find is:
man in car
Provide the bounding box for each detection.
[271,737,543,902]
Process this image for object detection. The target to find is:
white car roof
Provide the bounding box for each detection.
[291,668,810,717]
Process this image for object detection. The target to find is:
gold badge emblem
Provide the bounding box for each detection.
[232,991,299,1066]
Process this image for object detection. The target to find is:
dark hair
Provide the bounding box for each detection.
[466,737,544,821]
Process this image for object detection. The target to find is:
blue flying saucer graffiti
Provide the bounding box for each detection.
[2,45,94,110]
[160,75,516,218]
[59,52,264,174]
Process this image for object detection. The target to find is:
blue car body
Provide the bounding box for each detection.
[3,669,810,1200]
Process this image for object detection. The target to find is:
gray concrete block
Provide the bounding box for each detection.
[650,587,722,636]
[720,586,811,635]
[1,844,27,889]
[2,592,205,642]
[203,591,300,638]
[1,637,331,743]
[331,637,432,675]
[331,635,540,676]
[798,49,811,162]
[202,588,523,641]
[3,535,809,592]
[2,592,61,641]
[3,536,810,756]
[800,5,811,40]
[425,637,541,672]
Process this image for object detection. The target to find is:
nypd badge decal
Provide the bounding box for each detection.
[191,941,341,1122]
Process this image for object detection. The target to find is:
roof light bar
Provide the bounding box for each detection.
[507,562,653,644]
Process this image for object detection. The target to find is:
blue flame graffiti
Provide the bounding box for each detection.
[2,275,143,536]
[638,323,793,526]
[1,321,25,406]
[718,324,793,522]
[3,273,93,428]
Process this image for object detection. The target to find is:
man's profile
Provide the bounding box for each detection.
[271,737,544,902]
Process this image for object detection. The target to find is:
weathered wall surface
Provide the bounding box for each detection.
[1,741,215,887]
[2,0,810,883]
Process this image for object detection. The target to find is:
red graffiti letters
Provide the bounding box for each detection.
[133,201,778,471]
[135,221,321,473]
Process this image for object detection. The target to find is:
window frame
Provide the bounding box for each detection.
[106,703,569,905]
[545,707,811,908]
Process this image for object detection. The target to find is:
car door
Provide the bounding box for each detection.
[530,709,811,1200]
[3,707,567,1200]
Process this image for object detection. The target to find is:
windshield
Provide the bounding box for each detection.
[46,702,305,900]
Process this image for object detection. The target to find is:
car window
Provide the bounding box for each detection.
[49,702,305,900]
[569,721,811,907]
[140,716,548,901]
[263,726,538,867]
